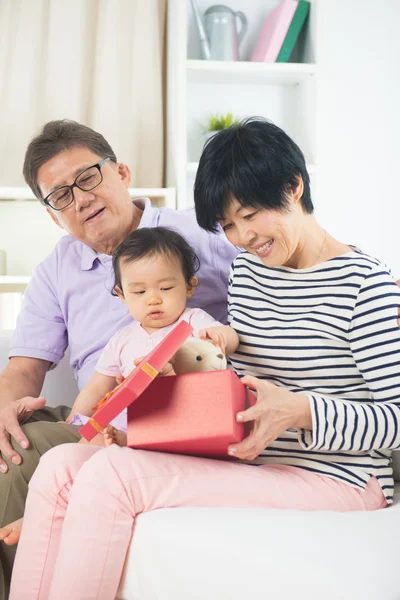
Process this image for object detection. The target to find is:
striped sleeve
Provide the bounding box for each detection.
[299,266,400,452]
[227,264,234,324]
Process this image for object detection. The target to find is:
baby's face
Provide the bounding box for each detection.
[117,253,194,333]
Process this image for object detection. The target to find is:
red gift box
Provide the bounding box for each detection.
[127,369,255,458]
[80,320,256,458]
[79,320,193,441]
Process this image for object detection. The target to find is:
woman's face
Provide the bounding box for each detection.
[219,195,304,268]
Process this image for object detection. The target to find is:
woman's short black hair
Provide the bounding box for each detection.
[112,227,200,294]
[194,117,313,232]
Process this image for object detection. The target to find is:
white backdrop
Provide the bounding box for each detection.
[315,0,400,275]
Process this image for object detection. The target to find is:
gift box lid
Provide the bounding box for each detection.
[79,319,193,441]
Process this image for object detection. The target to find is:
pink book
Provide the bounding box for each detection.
[251,0,298,63]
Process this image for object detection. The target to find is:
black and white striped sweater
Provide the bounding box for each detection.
[228,250,400,503]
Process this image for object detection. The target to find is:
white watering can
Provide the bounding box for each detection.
[190,1,247,61]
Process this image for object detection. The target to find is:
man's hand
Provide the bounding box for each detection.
[0,396,46,473]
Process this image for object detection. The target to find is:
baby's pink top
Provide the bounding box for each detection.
[95,308,222,378]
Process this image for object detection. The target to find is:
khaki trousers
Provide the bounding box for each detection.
[0,406,81,600]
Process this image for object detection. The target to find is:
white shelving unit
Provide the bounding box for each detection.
[166,0,317,210]
[0,277,30,283]
[186,59,316,85]
[0,187,176,209]
[187,161,316,176]
[0,277,31,293]
[0,186,176,291]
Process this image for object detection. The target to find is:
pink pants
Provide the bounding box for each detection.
[10,443,387,600]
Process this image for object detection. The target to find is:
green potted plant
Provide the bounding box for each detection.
[203,112,239,145]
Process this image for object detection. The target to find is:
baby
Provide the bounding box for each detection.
[68,226,239,446]
[0,226,239,545]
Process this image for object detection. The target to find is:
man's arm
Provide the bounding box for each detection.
[0,357,51,472]
[0,357,50,409]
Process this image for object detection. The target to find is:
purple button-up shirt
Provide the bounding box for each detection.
[10,199,238,390]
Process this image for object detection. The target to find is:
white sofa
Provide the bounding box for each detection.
[1,330,400,600]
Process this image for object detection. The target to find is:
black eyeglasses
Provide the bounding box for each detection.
[42,157,112,211]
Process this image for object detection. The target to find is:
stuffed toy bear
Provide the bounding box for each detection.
[170,338,227,375]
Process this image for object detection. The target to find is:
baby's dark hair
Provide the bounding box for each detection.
[112,227,200,294]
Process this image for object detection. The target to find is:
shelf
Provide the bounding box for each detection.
[0,187,36,200]
[187,162,316,175]
[0,187,176,209]
[128,188,176,209]
[0,276,30,293]
[187,60,316,87]
[0,276,30,284]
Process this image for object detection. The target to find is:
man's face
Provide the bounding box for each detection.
[37,146,139,254]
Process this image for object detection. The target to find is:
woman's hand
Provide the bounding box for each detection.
[228,376,312,460]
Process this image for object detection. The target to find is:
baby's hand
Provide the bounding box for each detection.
[159,362,176,377]
[133,356,176,377]
[133,356,145,368]
[103,425,127,447]
[115,373,125,385]
[199,326,228,354]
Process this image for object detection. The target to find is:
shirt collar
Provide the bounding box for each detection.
[80,198,156,271]
[80,244,98,271]
[135,197,156,229]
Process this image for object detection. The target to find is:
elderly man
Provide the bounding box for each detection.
[0,120,238,597]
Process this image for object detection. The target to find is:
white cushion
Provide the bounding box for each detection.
[0,329,77,407]
[392,451,400,482]
[118,485,400,600]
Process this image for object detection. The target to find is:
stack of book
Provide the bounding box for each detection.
[251,0,310,63]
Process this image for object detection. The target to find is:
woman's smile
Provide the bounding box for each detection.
[252,239,274,258]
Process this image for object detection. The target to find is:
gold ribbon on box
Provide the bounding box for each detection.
[89,417,104,433]
[141,362,158,380]
[89,362,159,433]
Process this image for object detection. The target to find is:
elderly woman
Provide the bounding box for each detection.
[9,119,400,599]
[194,117,400,498]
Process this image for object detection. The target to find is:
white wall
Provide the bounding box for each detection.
[315,0,400,275]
